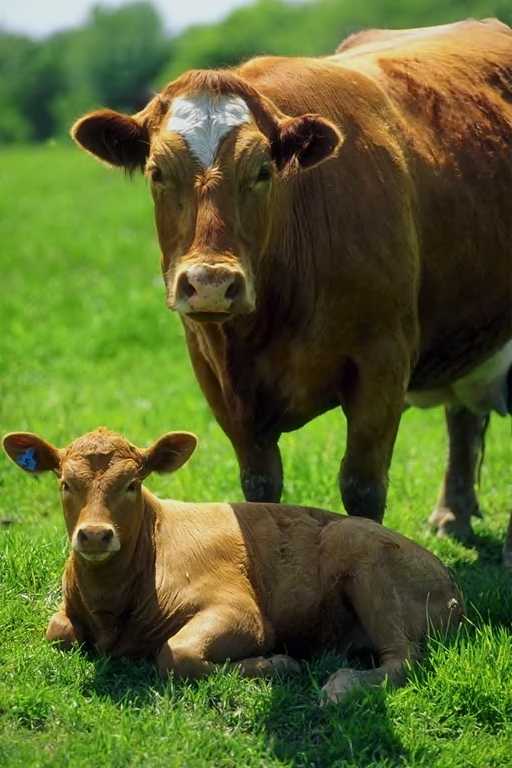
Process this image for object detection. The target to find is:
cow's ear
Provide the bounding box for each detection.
[2,432,61,475]
[272,114,342,172]
[143,432,197,475]
[71,109,149,172]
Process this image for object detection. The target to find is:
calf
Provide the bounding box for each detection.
[3,428,463,702]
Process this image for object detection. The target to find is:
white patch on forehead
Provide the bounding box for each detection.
[166,93,251,167]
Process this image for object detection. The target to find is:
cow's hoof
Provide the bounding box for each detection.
[241,471,281,503]
[320,668,362,705]
[429,507,474,543]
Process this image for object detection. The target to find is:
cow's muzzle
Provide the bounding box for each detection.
[72,523,120,563]
[172,264,254,319]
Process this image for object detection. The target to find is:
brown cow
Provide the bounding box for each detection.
[71,20,512,558]
[3,428,463,702]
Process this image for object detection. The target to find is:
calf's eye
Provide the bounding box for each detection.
[60,481,70,492]
[126,481,139,493]
[150,167,163,184]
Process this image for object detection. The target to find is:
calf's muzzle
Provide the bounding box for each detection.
[73,523,120,562]
[173,264,251,317]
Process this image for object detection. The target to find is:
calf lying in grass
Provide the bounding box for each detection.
[3,428,463,703]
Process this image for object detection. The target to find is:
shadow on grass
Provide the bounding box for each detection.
[448,528,512,626]
[259,657,412,768]
[73,526,510,767]
[83,650,412,768]
[81,653,163,706]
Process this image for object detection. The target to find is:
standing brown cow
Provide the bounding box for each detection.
[71,20,512,557]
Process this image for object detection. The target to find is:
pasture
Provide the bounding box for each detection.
[0,144,511,767]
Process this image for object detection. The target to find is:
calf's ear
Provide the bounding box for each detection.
[143,432,197,475]
[71,109,149,172]
[272,114,342,172]
[2,433,61,474]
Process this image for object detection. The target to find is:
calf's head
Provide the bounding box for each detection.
[71,70,342,321]
[3,428,196,564]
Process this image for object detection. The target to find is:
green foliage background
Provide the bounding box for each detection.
[1,0,512,143]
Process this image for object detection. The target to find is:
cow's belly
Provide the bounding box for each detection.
[406,340,512,415]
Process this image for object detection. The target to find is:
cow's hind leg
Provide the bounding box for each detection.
[429,406,489,542]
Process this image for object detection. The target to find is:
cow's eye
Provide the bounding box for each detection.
[256,163,272,183]
[60,480,70,493]
[126,481,139,493]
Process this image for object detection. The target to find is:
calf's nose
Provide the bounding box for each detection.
[175,264,244,313]
[76,524,115,547]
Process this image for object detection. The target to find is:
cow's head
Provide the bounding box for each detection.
[71,70,342,322]
[3,428,196,565]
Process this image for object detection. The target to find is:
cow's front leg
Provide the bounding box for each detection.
[185,329,283,502]
[339,346,409,522]
[429,406,489,542]
[236,439,283,502]
[156,605,271,680]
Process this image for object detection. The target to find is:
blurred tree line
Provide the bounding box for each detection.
[1,0,511,143]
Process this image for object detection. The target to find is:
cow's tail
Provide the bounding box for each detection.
[475,413,491,501]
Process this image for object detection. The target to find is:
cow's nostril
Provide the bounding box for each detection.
[77,528,88,544]
[181,276,196,299]
[101,529,114,544]
[225,279,240,301]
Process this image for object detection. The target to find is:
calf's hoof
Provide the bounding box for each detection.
[321,668,364,705]
[429,506,474,544]
[46,612,78,650]
[237,654,301,678]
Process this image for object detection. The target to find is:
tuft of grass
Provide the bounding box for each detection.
[1,143,511,767]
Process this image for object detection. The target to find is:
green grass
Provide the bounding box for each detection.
[0,143,511,768]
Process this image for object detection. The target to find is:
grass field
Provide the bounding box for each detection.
[0,144,511,768]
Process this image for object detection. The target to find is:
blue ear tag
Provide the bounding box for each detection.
[16,447,38,471]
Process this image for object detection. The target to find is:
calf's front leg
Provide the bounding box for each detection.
[46,607,83,649]
[156,606,284,680]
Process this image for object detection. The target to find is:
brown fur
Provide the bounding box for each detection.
[3,428,463,701]
[71,20,512,530]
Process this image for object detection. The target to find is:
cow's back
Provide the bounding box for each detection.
[336,20,512,384]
